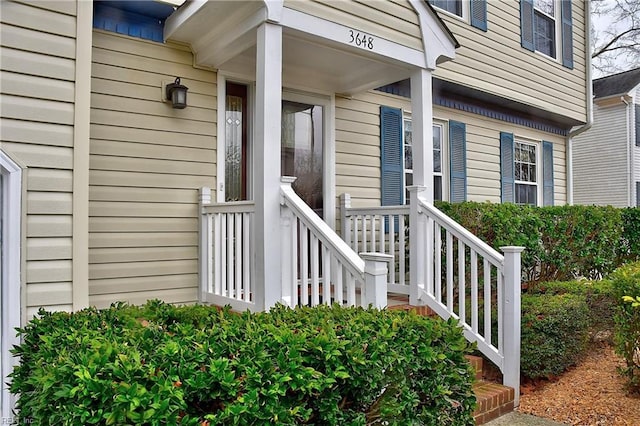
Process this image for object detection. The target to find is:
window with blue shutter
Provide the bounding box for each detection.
[471,0,488,31]
[380,106,404,208]
[449,121,467,202]
[561,0,573,69]
[542,141,554,206]
[500,132,515,203]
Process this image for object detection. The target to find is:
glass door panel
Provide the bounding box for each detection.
[225,83,248,201]
[281,100,324,217]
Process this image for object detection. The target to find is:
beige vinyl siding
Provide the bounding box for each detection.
[574,103,630,207]
[1,0,78,313]
[335,90,567,208]
[433,0,587,124]
[89,31,217,308]
[284,0,423,51]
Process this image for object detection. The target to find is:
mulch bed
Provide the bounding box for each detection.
[518,343,640,425]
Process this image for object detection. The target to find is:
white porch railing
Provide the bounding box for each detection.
[200,185,390,312]
[340,187,523,406]
[199,187,256,312]
[280,178,390,309]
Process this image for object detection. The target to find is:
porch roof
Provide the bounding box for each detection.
[164,0,457,94]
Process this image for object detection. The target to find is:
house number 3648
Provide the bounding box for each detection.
[348,30,374,50]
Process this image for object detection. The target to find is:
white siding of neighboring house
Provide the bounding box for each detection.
[1,0,79,316]
[434,0,587,124]
[573,102,629,207]
[634,87,640,206]
[89,31,217,308]
[335,90,567,208]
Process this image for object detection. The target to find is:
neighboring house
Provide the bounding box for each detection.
[1,0,589,416]
[573,68,640,207]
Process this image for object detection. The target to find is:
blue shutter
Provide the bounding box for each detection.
[471,0,488,31]
[561,0,574,69]
[542,141,554,206]
[500,132,515,203]
[380,106,403,207]
[636,182,640,207]
[449,120,467,202]
[520,0,535,51]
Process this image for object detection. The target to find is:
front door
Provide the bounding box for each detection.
[281,100,324,217]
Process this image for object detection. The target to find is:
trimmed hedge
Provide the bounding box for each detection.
[10,302,476,425]
[520,293,590,379]
[610,262,640,393]
[530,280,616,336]
[435,202,640,286]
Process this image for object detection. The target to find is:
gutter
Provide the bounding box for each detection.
[621,96,633,206]
[566,1,594,205]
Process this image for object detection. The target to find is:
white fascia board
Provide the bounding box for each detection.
[163,0,208,41]
[280,8,426,69]
[408,0,456,69]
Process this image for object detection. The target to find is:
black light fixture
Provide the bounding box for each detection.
[165,77,188,109]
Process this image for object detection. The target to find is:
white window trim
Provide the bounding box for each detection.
[1,150,22,418]
[430,0,469,24]
[533,0,561,62]
[514,139,543,206]
[402,115,448,202]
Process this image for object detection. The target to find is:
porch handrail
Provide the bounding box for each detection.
[280,183,365,280]
[280,179,389,309]
[412,188,523,406]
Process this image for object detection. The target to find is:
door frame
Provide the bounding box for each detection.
[217,74,336,229]
[282,89,336,229]
[1,149,22,418]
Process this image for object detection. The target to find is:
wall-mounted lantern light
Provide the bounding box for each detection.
[165,77,188,109]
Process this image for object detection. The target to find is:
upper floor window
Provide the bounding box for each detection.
[430,0,462,17]
[534,0,556,58]
[521,0,573,68]
[428,0,488,32]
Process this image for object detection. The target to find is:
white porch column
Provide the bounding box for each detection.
[410,68,434,203]
[254,22,283,311]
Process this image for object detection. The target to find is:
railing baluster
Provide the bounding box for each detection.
[458,240,466,323]
[243,212,251,302]
[378,215,385,253]
[497,271,504,352]
[353,216,359,254]
[435,223,442,303]
[301,223,309,307]
[399,214,406,286]
[227,213,235,298]
[214,213,222,296]
[335,261,343,305]
[290,215,299,307]
[221,214,227,297]
[323,245,331,305]
[446,231,453,311]
[389,215,396,286]
[311,234,320,306]
[235,213,242,300]
[363,215,368,253]
[471,250,478,333]
[346,274,356,306]
[371,215,377,253]
[484,259,492,346]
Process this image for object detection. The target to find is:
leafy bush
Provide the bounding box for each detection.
[610,262,640,393]
[436,202,624,286]
[520,293,590,380]
[11,301,476,425]
[619,207,640,264]
[530,280,616,336]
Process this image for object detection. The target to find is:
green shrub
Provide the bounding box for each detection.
[619,207,640,264]
[531,280,616,336]
[11,301,476,425]
[520,293,590,380]
[436,202,624,286]
[610,262,640,393]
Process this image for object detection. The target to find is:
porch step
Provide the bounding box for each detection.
[388,304,515,424]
